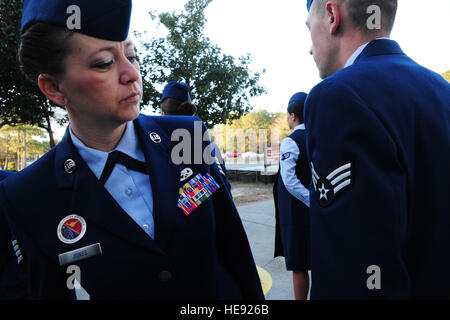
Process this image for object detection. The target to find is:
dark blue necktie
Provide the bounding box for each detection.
[99,150,147,185]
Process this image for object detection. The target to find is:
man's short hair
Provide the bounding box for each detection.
[312,0,398,35]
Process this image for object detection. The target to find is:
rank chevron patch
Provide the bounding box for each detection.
[311,162,352,207]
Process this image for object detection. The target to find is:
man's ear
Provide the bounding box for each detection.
[325,2,341,34]
[37,74,68,107]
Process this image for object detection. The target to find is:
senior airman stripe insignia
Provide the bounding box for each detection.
[311,162,352,207]
[311,163,320,191]
[328,163,352,194]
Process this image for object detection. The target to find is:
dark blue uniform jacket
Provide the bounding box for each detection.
[305,39,450,299]
[0,171,10,181]
[0,171,28,300]
[0,115,264,300]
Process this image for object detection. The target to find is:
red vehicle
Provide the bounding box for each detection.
[225,152,241,158]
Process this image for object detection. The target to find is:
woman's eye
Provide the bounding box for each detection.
[92,60,113,69]
[128,55,139,63]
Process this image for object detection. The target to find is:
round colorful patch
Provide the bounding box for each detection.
[57,215,87,244]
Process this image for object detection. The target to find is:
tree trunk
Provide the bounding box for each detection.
[16,129,21,171]
[23,129,27,168]
[45,114,56,148]
[4,137,9,170]
[16,150,20,171]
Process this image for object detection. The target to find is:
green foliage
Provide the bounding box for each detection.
[269,112,291,140]
[227,109,275,131]
[213,110,290,153]
[0,0,64,147]
[136,0,266,128]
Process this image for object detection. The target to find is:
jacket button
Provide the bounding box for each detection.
[158,270,172,282]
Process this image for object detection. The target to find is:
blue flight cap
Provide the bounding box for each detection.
[287,92,307,117]
[21,0,132,41]
[307,0,314,12]
[161,81,192,103]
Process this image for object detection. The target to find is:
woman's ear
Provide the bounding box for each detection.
[37,74,68,107]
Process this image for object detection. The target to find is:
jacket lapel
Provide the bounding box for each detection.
[134,116,183,251]
[54,129,165,255]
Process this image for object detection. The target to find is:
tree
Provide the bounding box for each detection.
[136,0,266,128]
[0,0,64,148]
[270,112,291,141]
[0,124,49,171]
[214,109,287,153]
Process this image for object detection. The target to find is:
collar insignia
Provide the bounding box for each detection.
[180,168,194,182]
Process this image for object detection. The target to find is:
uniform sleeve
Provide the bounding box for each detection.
[0,210,12,283]
[0,184,71,300]
[305,81,410,299]
[200,121,264,300]
[0,189,29,299]
[280,137,310,207]
[210,141,232,193]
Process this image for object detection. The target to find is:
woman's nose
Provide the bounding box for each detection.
[119,57,140,84]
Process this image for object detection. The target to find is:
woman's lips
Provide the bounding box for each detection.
[122,93,140,103]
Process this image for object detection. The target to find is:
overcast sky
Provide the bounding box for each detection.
[53,0,450,139]
[130,0,450,114]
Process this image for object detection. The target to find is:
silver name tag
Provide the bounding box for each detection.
[58,243,102,266]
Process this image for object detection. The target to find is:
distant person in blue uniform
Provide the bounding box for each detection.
[273,92,311,300]
[0,0,263,300]
[305,0,450,299]
[160,81,197,117]
[161,81,232,192]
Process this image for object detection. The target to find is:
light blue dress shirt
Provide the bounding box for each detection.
[280,124,310,207]
[69,121,155,239]
[344,37,391,68]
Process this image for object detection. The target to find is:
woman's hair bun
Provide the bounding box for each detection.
[178,101,197,116]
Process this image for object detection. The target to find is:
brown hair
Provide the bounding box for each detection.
[346,0,397,35]
[18,23,74,83]
[161,98,197,116]
[312,0,398,35]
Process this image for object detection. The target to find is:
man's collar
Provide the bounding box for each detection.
[344,37,391,68]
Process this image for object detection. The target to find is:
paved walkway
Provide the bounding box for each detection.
[236,200,298,300]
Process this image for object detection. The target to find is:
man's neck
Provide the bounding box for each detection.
[339,32,389,70]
